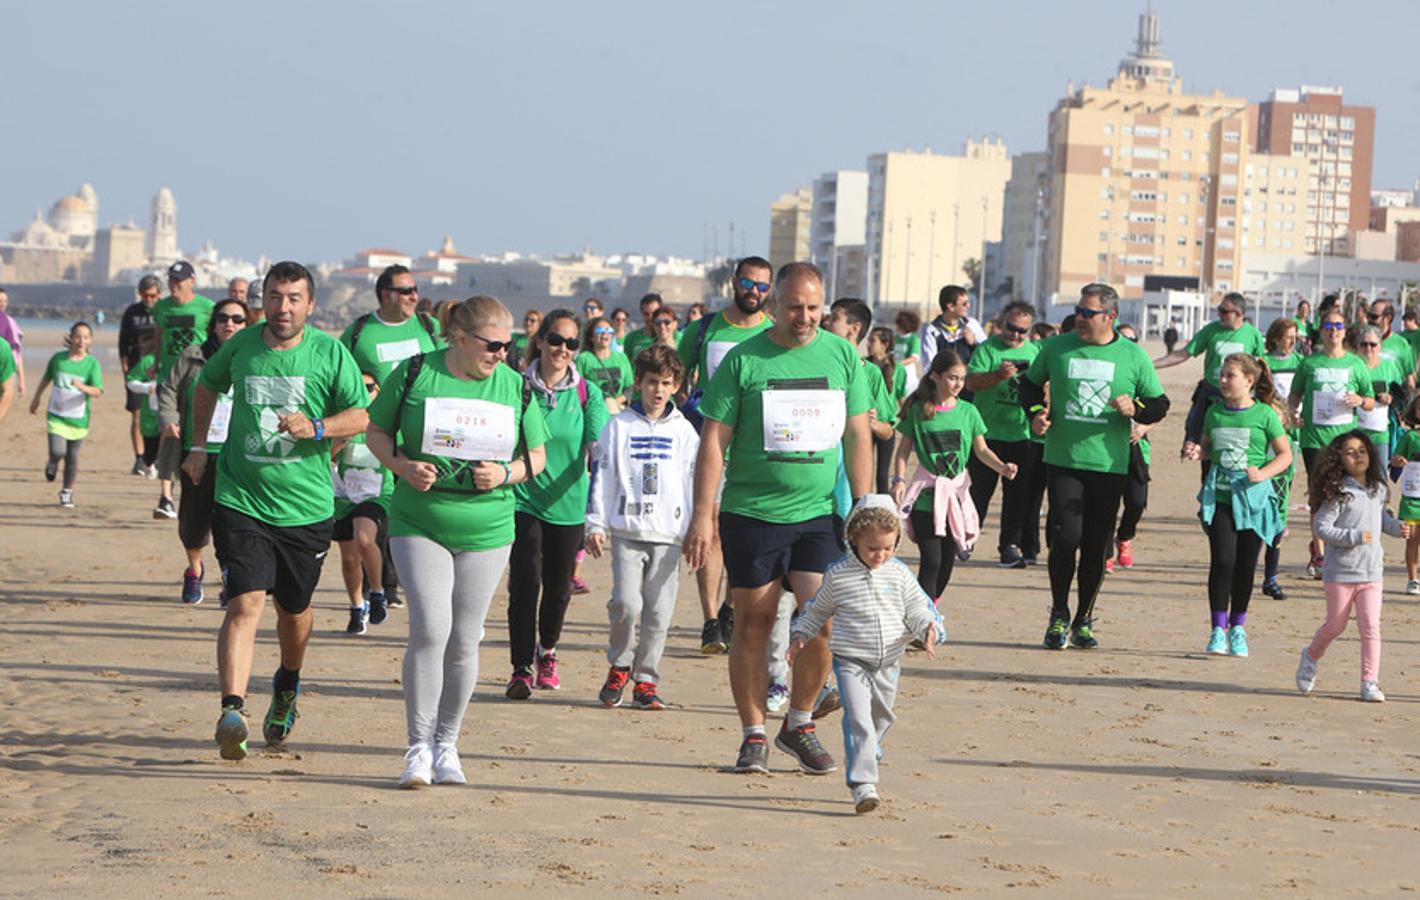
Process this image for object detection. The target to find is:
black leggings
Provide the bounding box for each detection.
[873,433,895,495]
[968,438,1038,552]
[507,511,585,669]
[1114,443,1149,543]
[1021,442,1047,559]
[1046,466,1126,625]
[142,434,160,467]
[1205,504,1263,620]
[46,433,82,490]
[908,508,957,601]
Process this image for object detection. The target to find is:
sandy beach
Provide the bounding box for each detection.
[1,321,1417,897]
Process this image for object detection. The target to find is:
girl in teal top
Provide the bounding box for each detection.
[1186,353,1292,658]
[1260,315,1304,600]
[29,321,103,507]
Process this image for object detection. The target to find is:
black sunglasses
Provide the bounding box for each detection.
[737,277,771,293]
[363,381,379,393]
[388,286,418,296]
[214,313,247,324]
[544,333,581,351]
[1074,305,1109,319]
[654,318,676,327]
[1003,323,1029,335]
[469,333,512,353]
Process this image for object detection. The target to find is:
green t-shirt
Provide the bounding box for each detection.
[1023,332,1165,476]
[514,374,610,526]
[894,331,921,361]
[200,325,370,527]
[1381,332,1415,382]
[1265,350,1304,443]
[623,327,655,364]
[338,312,442,384]
[862,359,898,428]
[700,329,870,523]
[368,351,548,552]
[575,349,634,400]
[1360,356,1403,446]
[896,399,987,512]
[183,376,234,454]
[152,294,215,378]
[332,433,394,518]
[1394,428,1420,521]
[1290,352,1375,450]
[890,362,908,404]
[677,311,774,388]
[126,352,160,438]
[43,351,103,436]
[512,331,532,364]
[1203,402,1284,498]
[966,334,1041,442]
[0,339,15,386]
[1185,320,1266,387]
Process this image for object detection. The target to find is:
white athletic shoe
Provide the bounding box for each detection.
[398,743,433,788]
[432,743,467,785]
[1360,681,1386,703]
[1295,648,1318,695]
[851,783,880,814]
[145,464,159,481]
[1407,580,1420,596]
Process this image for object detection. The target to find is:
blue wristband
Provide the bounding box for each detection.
[313,417,325,441]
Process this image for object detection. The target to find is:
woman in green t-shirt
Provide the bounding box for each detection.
[1259,316,1304,600]
[889,349,1017,602]
[126,331,162,478]
[867,327,906,493]
[575,316,633,412]
[506,308,610,699]
[894,309,922,393]
[367,296,549,787]
[1349,323,1402,472]
[1185,354,1292,657]
[29,321,103,508]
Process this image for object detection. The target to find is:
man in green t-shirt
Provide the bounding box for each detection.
[621,293,664,363]
[686,261,872,777]
[1155,292,1264,452]
[965,301,1039,568]
[677,256,774,656]
[1020,283,1170,651]
[151,260,216,519]
[182,261,370,762]
[339,264,442,386]
[1368,298,1417,392]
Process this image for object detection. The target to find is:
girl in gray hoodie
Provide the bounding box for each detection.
[1296,430,1411,702]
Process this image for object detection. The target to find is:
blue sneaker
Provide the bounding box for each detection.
[368,590,388,626]
[215,706,248,760]
[263,679,300,747]
[1227,626,1249,657]
[1206,627,1228,655]
[181,566,204,605]
[346,603,369,635]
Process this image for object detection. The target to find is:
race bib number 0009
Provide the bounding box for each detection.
[761,389,845,453]
[1402,461,1420,499]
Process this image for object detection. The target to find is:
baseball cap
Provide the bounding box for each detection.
[167,260,195,281]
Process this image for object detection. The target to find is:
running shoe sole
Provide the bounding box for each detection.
[855,795,881,814]
[811,688,841,720]
[215,711,248,761]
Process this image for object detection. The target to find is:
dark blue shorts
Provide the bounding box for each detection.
[718,511,844,589]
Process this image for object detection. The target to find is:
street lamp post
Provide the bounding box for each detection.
[978,195,990,321]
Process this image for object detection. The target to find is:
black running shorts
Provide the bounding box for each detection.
[212,504,333,614]
[332,501,388,543]
[717,511,844,589]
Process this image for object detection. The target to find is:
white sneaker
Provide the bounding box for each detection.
[1407,580,1420,596]
[58,489,75,509]
[432,743,466,785]
[398,743,433,788]
[1295,647,1318,694]
[851,783,880,815]
[1360,681,1386,703]
[145,464,159,481]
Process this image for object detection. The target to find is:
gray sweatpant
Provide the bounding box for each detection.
[606,536,681,684]
[832,654,900,787]
[767,590,796,682]
[391,535,512,747]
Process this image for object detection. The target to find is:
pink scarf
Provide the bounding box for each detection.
[900,465,978,550]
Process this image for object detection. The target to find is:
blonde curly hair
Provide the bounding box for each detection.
[846,505,901,547]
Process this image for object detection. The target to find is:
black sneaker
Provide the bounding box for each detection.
[1261,577,1287,601]
[717,604,734,649]
[699,619,725,655]
[1070,620,1099,650]
[152,496,176,520]
[999,544,1027,569]
[346,604,369,635]
[774,722,837,775]
[368,591,388,626]
[1043,616,1069,650]
[44,460,58,482]
[386,590,404,609]
[956,549,972,562]
[734,735,769,774]
[263,681,300,747]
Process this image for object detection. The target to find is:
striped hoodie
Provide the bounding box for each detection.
[791,553,936,663]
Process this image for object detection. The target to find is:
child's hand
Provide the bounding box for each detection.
[1181,441,1202,461]
[585,531,605,558]
[1395,456,1409,468]
[1361,530,1373,544]
[890,481,906,507]
[922,624,938,659]
[1000,462,1018,481]
[786,638,805,666]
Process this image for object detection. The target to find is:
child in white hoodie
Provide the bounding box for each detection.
[587,345,699,710]
[789,497,938,814]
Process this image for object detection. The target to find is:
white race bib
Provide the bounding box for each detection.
[705,341,737,381]
[207,394,234,444]
[338,467,384,503]
[377,339,422,364]
[1310,390,1352,427]
[761,389,845,453]
[48,381,86,419]
[1357,403,1389,433]
[421,397,517,462]
[1271,371,1294,399]
[1402,462,1420,499]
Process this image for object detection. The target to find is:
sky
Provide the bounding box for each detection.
[3,0,1417,266]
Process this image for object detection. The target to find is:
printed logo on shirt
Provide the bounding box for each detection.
[1212,426,1252,470]
[243,376,307,464]
[1064,358,1116,423]
[163,313,199,359]
[920,428,964,477]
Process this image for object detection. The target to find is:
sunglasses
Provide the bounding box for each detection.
[468,333,512,353]
[594,326,614,335]
[214,313,247,324]
[583,305,602,313]
[388,286,418,296]
[363,381,379,393]
[653,318,676,327]
[1074,305,1109,319]
[737,277,771,293]
[1003,323,1029,335]
[1358,341,1380,348]
[1321,321,1346,331]
[1367,313,1385,321]
[544,333,581,351]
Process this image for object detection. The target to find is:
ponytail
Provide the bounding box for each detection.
[903,348,963,421]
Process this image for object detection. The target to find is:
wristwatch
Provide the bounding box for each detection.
[312,417,326,441]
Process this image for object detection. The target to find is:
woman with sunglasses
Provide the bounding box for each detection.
[506,309,611,698]
[609,308,630,353]
[365,296,549,786]
[157,298,248,604]
[1287,306,1375,578]
[511,309,542,372]
[576,316,633,412]
[1348,324,1402,474]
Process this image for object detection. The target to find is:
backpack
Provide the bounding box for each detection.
[679,312,717,431]
[348,311,437,351]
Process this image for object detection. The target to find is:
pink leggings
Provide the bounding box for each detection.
[1309,581,1383,683]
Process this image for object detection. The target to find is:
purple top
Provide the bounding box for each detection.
[0,312,22,356]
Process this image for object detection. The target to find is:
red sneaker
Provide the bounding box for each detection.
[1116,539,1134,568]
[631,681,664,710]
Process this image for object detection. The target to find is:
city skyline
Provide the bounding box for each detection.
[3,0,1416,266]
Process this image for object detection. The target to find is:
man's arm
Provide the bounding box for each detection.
[682,419,729,570]
[843,412,872,499]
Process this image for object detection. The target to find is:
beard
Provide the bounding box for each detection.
[733,291,765,315]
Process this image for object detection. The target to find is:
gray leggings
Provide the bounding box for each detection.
[47,433,82,490]
[391,535,512,747]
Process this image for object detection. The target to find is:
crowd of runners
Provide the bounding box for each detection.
[2,257,1413,813]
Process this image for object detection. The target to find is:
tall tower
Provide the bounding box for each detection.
[146,186,178,266]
